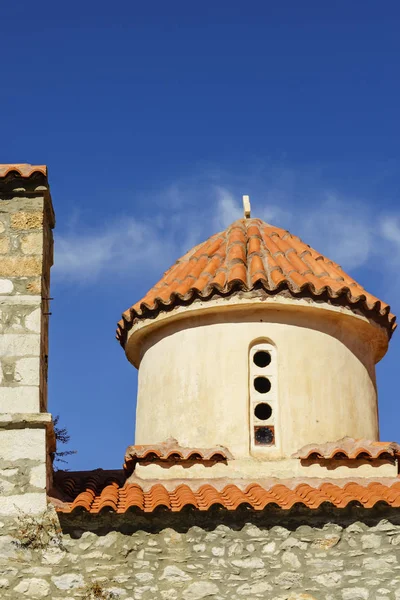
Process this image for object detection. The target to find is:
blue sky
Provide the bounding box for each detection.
[2,2,400,470]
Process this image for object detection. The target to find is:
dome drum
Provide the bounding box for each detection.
[118,216,395,480]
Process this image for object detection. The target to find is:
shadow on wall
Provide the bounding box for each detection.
[58,503,400,536]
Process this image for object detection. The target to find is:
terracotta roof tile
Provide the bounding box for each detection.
[124,438,232,474]
[53,473,400,514]
[117,218,396,345]
[294,437,400,461]
[0,164,47,178]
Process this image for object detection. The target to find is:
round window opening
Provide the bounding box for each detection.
[254,376,271,394]
[253,350,271,368]
[254,402,272,420]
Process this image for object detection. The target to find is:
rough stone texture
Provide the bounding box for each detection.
[10,211,43,230]
[0,190,54,515]
[0,413,54,513]
[1,508,400,599]
[0,196,48,413]
[0,426,49,515]
[0,194,53,411]
[0,256,42,277]
[20,233,43,255]
[0,236,10,254]
[25,278,41,294]
[0,279,14,294]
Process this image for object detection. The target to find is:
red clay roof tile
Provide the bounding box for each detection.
[117,218,396,345]
[53,472,400,514]
[0,164,47,178]
[124,438,232,474]
[295,437,400,461]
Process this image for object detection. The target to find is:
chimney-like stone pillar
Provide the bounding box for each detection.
[0,165,55,515]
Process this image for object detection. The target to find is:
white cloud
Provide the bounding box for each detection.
[54,217,178,282]
[381,216,400,249]
[296,194,373,270]
[213,186,241,230]
[53,184,242,283]
[53,169,400,311]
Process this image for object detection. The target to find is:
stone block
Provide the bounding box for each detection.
[0,256,42,277]
[236,581,273,596]
[13,578,50,598]
[0,492,47,515]
[183,582,220,599]
[13,357,41,386]
[29,464,46,489]
[0,333,40,357]
[0,535,20,558]
[0,428,46,461]
[10,211,43,230]
[160,566,192,582]
[0,237,9,254]
[25,308,41,333]
[342,589,369,600]
[20,233,43,255]
[25,278,42,294]
[0,197,44,212]
[51,573,85,590]
[0,294,39,307]
[0,386,40,412]
[0,307,24,333]
[0,279,13,294]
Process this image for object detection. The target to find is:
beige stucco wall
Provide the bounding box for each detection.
[133,458,398,481]
[128,297,386,460]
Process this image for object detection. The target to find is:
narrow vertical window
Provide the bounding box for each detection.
[249,343,277,451]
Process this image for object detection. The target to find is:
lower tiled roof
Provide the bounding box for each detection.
[52,471,400,514]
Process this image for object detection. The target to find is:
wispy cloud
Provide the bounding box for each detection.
[380,216,400,257]
[55,218,170,281]
[298,194,374,270]
[53,167,400,309]
[213,186,242,230]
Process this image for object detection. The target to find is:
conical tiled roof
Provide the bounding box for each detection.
[117,218,396,345]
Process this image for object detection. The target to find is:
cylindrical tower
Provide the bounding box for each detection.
[117,216,395,479]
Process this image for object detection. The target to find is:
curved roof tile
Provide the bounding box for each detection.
[295,437,400,461]
[124,438,232,473]
[117,218,396,345]
[55,478,400,514]
[0,163,47,178]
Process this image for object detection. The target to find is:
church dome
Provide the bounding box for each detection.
[117,217,396,345]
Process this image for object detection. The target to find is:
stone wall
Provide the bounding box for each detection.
[0,413,54,514]
[0,180,55,515]
[0,193,53,414]
[1,507,400,599]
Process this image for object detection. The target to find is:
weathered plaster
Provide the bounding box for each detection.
[133,457,398,481]
[132,302,380,464]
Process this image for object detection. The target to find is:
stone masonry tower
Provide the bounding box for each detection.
[0,164,55,515]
